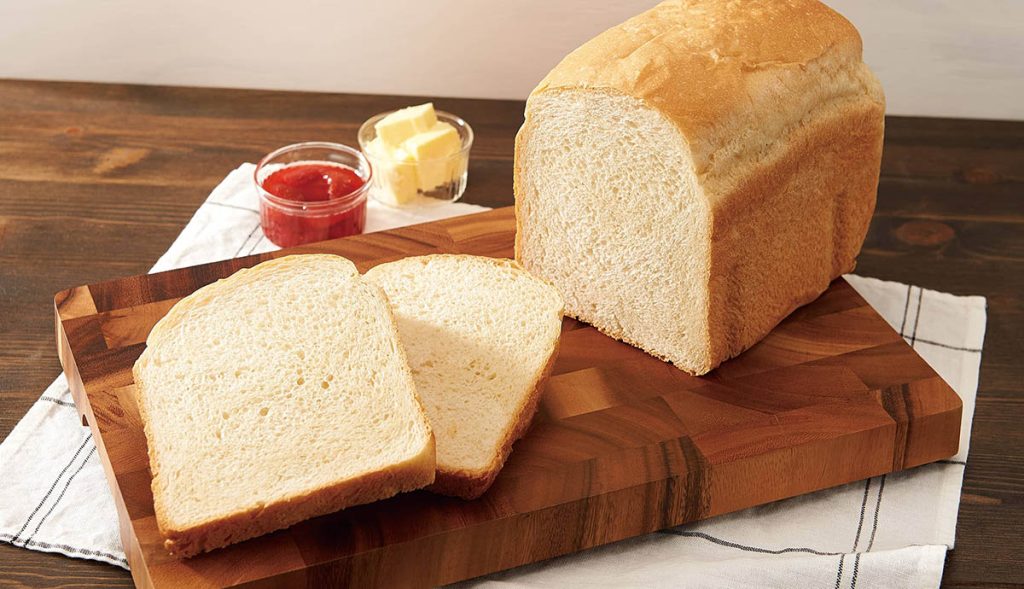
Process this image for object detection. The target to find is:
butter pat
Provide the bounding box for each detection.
[405,122,462,191]
[365,138,419,206]
[374,103,438,148]
[364,102,468,204]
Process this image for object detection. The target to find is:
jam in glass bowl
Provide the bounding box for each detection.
[254,142,372,248]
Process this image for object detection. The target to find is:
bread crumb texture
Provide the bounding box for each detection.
[367,255,564,498]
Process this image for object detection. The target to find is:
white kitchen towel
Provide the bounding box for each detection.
[0,164,986,589]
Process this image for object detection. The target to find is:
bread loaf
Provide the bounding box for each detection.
[365,255,564,498]
[514,0,884,374]
[133,255,435,556]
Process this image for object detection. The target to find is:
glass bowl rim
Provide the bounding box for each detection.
[254,141,372,211]
[357,109,474,163]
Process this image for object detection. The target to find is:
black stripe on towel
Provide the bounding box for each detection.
[909,288,924,347]
[22,446,99,547]
[898,285,913,336]
[38,396,77,408]
[234,221,263,258]
[10,435,92,544]
[658,530,844,557]
[904,337,982,354]
[865,476,886,553]
[840,478,873,589]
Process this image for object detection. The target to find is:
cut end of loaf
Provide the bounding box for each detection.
[516,84,882,375]
[515,0,883,375]
[515,90,714,375]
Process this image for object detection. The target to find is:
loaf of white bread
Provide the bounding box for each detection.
[134,255,435,557]
[514,0,885,374]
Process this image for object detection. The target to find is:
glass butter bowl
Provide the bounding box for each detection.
[357,110,473,208]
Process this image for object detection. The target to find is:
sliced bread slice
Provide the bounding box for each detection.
[133,254,435,557]
[365,255,564,499]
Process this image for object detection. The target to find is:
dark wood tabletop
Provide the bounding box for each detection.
[0,79,1020,588]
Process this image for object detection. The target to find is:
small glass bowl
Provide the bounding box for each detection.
[254,142,372,248]
[357,110,473,208]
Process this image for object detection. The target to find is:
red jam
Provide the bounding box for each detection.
[258,162,367,248]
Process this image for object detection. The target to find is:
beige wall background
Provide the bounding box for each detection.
[0,0,1020,120]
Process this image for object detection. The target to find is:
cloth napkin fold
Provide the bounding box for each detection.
[0,164,986,589]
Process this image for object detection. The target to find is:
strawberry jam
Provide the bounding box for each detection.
[257,161,368,247]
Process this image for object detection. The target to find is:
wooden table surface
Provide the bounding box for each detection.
[0,79,1020,588]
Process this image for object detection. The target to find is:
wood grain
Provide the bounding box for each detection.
[1,79,1022,587]
[52,207,961,588]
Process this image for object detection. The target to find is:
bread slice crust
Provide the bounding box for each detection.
[152,438,435,557]
[428,337,560,499]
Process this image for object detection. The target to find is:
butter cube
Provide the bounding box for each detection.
[374,103,438,148]
[404,122,462,191]
[366,138,419,206]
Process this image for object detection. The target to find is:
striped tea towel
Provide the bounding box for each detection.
[0,164,986,589]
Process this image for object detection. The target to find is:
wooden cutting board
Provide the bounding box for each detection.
[55,207,961,588]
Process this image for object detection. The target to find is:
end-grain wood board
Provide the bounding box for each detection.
[55,207,961,588]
